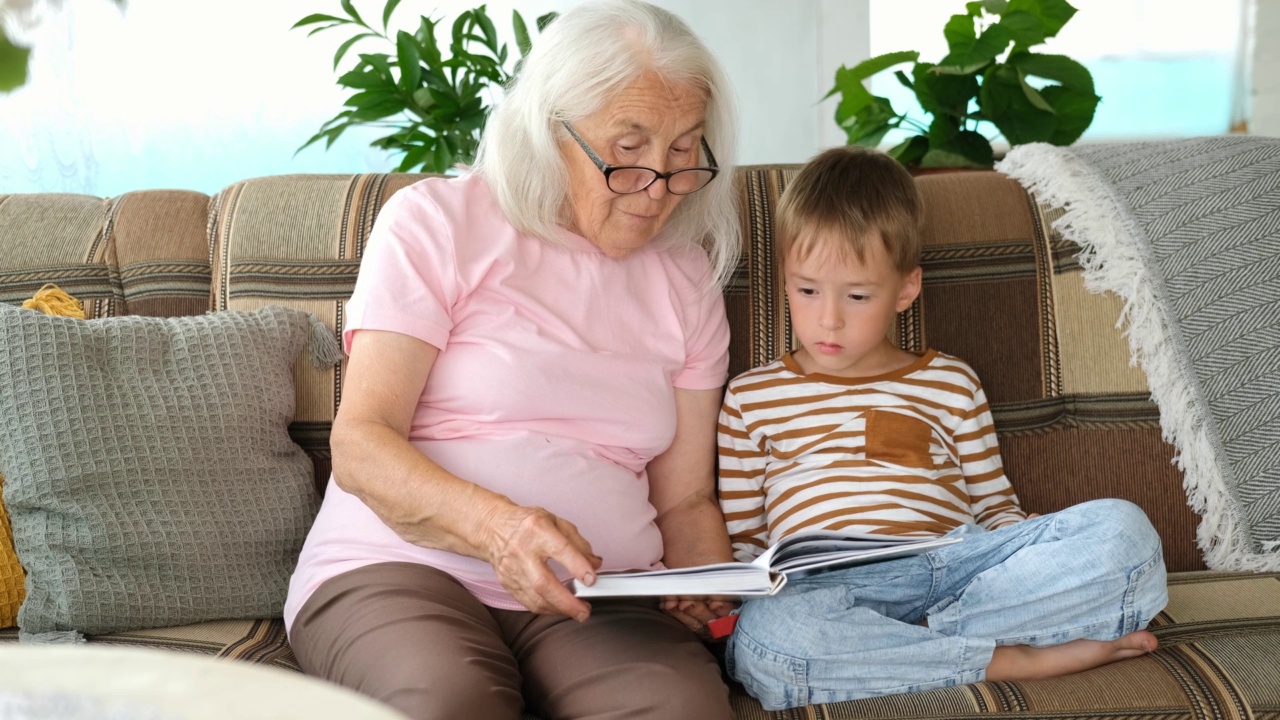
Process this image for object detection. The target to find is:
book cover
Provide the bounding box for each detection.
[572,530,961,598]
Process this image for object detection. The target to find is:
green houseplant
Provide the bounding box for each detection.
[827,0,1099,168]
[294,1,556,173]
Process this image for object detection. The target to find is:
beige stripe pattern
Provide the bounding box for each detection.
[719,350,1025,561]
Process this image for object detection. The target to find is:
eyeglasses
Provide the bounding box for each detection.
[562,121,719,195]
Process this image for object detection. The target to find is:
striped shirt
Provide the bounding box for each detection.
[718,349,1026,562]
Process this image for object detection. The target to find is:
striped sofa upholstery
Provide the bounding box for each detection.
[2,169,1278,720]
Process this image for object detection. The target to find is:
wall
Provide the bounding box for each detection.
[0,0,873,197]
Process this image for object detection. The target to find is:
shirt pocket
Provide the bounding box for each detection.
[864,409,936,469]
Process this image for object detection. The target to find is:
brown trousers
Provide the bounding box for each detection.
[289,562,734,720]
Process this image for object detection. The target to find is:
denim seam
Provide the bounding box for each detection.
[1122,541,1164,633]
[731,625,810,709]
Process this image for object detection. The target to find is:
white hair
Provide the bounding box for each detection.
[472,0,740,289]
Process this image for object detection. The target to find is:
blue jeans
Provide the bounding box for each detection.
[726,499,1169,710]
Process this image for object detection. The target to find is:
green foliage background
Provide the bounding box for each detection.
[296,1,556,173]
[827,0,1100,168]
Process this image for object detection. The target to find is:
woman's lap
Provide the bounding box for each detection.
[289,561,732,720]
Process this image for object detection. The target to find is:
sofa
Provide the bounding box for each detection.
[1,166,1277,720]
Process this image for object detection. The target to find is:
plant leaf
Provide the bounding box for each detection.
[412,87,435,110]
[977,64,1055,144]
[340,0,368,28]
[998,0,1076,47]
[382,0,402,31]
[451,12,469,48]
[360,53,393,80]
[1016,68,1055,112]
[913,63,979,117]
[966,2,985,17]
[932,60,993,76]
[475,8,500,52]
[894,69,914,91]
[349,100,406,122]
[536,12,559,32]
[396,139,434,172]
[344,89,399,109]
[922,117,993,166]
[338,67,389,89]
[0,29,30,92]
[1011,0,1076,38]
[292,13,345,29]
[830,66,874,120]
[433,139,454,171]
[417,16,443,66]
[1007,51,1094,92]
[513,10,532,57]
[397,30,423,92]
[920,138,993,168]
[943,13,977,56]
[983,0,1010,12]
[841,96,897,147]
[939,22,1010,72]
[1039,84,1099,144]
[887,135,929,166]
[334,32,377,71]
[845,50,920,83]
[307,23,344,38]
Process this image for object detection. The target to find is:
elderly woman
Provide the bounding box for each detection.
[284,1,740,718]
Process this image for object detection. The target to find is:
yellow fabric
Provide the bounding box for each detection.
[21,284,87,319]
[0,284,86,627]
[0,473,21,628]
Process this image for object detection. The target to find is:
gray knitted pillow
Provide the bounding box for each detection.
[0,303,336,640]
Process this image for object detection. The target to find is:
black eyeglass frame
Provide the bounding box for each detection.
[561,121,720,196]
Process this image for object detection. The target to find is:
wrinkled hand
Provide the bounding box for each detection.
[659,596,737,640]
[480,504,602,621]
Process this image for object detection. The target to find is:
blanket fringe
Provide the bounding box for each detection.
[997,144,1280,572]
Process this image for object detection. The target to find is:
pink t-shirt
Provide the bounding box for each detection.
[284,174,729,629]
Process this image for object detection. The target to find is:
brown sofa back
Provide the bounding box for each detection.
[0,169,1203,571]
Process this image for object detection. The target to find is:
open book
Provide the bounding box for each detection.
[572,530,960,598]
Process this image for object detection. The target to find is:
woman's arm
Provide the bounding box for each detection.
[332,329,601,620]
[648,387,737,632]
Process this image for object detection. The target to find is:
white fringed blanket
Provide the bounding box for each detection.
[998,137,1280,572]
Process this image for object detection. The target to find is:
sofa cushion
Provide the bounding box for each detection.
[208,173,434,489]
[0,304,322,637]
[0,571,1273,719]
[0,191,212,319]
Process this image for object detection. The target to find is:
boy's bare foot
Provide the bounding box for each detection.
[986,631,1158,682]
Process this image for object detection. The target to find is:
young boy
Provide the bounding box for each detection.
[717,147,1169,710]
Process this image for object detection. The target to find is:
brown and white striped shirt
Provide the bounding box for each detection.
[718,349,1026,563]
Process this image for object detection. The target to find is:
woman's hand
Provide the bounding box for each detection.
[479,503,604,621]
[660,596,736,639]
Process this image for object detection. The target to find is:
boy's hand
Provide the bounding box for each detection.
[660,596,737,640]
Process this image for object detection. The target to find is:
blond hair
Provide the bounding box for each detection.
[776,146,922,273]
[473,0,740,289]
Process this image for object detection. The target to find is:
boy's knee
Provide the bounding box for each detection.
[1066,499,1161,557]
